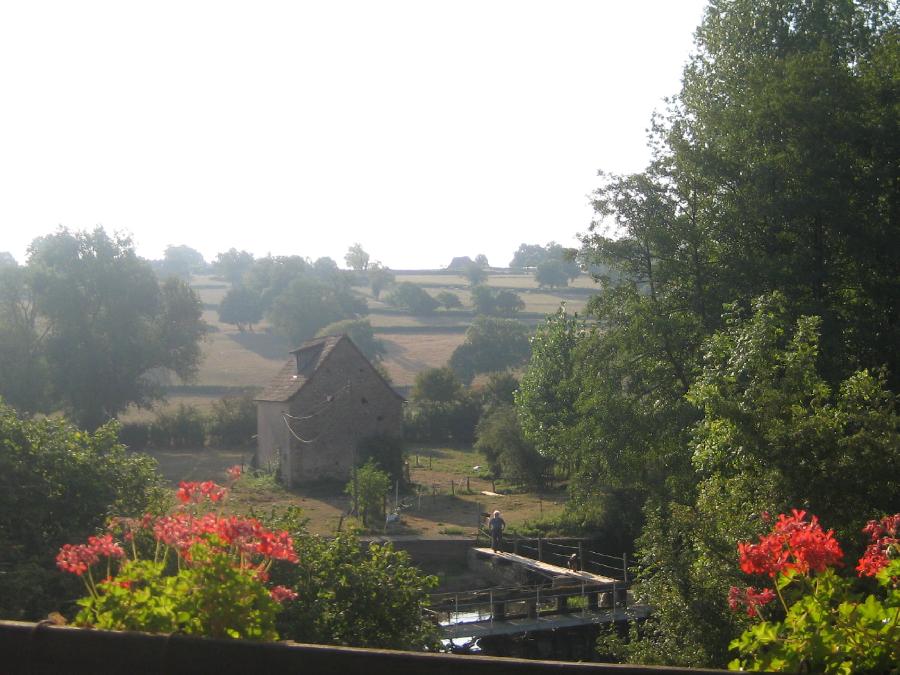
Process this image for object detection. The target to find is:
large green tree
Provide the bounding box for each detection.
[449,317,532,384]
[2,228,207,429]
[517,0,898,667]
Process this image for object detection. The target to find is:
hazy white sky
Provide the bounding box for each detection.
[0,1,707,269]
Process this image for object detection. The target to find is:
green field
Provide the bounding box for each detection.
[124,270,595,421]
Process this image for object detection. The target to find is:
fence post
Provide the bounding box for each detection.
[622,552,628,584]
[451,480,455,496]
[578,541,584,571]
[466,476,470,493]
[538,537,543,562]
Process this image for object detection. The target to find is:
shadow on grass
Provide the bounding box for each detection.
[227,330,291,360]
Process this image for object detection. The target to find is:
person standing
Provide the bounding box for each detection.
[488,510,506,553]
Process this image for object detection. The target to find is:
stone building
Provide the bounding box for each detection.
[255,334,403,486]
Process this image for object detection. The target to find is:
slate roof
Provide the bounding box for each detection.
[255,335,342,402]
[255,334,404,403]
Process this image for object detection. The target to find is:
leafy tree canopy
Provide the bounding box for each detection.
[268,514,439,650]
[435,290,463,310]
[519,1,898,665]
[218,286,264,331]
[385,282,439,315]
[367,262,395,300]
[411,366,463,404]
[213,248,254,286]
[157,244,205,280]
[470,285,524,317]
[344,243,370,271]
[1,228,207,428]
[449,317,531,384]
[316,318,386,362]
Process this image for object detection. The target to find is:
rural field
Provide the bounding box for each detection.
[125,267,584,537]
[127,267,596,411]
[144,443,567,538]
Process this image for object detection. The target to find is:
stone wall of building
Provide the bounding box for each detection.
[287,339,402,484]
[256,401,289,471]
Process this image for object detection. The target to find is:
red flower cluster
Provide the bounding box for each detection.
[226,465,243,481]
[269,585,298,603]
[857,514,899,578]
[728,585,776,617]
[738,509,844,578]
[150,512,298,564]
[176,481,227,504]
[56,534,125,576]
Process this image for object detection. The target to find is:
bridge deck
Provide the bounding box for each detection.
[442,606,651,639]
[472,548,618,587]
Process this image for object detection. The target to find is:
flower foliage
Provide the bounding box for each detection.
[728,511,900,672]
[56,481,298,640]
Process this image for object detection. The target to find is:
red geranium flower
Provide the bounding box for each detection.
[738,509,843,578]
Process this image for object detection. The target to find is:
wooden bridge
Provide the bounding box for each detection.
[430,545,649,641]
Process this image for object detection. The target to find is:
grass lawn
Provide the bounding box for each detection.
[139,443,566,539]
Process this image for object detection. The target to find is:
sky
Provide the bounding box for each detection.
[0,1,708,270]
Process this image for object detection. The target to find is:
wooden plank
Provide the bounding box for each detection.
[472,548,617,586]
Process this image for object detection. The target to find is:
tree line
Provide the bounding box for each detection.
[513,0,899,667]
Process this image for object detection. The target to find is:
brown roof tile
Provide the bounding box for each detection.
[255,335,342,402]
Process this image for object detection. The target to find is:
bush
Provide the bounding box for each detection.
[357,434,405,486]
[436,290,462,309]
[385,282,438,315]
[403,397,481,444]
[0,402,166,620]
[207,395,256,448]
[475,404,549,488]
[267,517,439,650]
[148,403,206,449]
[346,459,391,528]
[449,317,532,383]
[470,285,524,317]
[118,421,150,450]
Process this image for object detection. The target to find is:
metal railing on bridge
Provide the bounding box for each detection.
[475,529,630,582]
[429,579,633,633]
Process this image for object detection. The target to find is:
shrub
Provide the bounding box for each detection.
[357,434,405,486]
[436,290,463,310]
[475,404,549,488]
[346,459,391,528]
[207,395,256,448]
[0,402,165,620]
[268,518,439,650]
[148,403,206,449]
[385,282,438,315]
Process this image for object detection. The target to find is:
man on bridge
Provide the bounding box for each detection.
[488,510,506,553]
